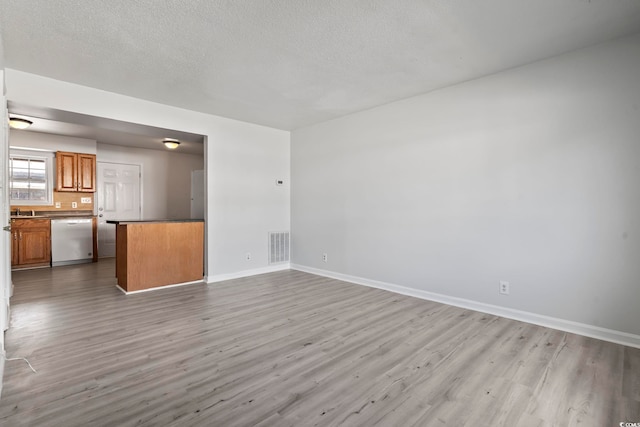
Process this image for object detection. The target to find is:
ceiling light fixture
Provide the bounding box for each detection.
[163,138,180,149]
[9,117,33,130]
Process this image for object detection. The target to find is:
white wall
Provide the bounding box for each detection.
[4,69,290,278]
[0,67,7,395]
[97,143,203,219]
[292,33,640,339]
[9,130,97,153]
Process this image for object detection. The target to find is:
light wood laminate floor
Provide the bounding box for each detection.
[1,260,638,426]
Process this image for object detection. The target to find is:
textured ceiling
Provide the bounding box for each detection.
[2,0,640,130]
[8,102,205,155]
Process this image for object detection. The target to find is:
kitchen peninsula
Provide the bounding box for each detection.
[107,219,204,293]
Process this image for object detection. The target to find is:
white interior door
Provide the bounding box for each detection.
[97,162,141,257]
[0,90,10,337]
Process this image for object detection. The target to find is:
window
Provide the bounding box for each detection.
[9,150,54,205]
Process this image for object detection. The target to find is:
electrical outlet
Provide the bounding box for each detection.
[322,253,328,263]
[499,281,510,295]
[81,197,92,204]
[71,202,78,209]
[246,252,251,261]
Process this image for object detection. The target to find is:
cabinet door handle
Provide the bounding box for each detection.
[19,232,22,241]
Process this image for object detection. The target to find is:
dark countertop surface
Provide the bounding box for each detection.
[11,210,95,219]
[11,215,95,220]
[107,219,204,225]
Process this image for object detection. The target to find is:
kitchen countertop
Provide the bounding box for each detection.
[107,219,204,225]
[10,216,49,219]
[11,210,96,219]
[11,215,95,220]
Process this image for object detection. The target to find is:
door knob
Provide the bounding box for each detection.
[99,214,103,217]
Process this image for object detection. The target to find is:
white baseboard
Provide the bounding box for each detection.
[116,279,204,295]
[206,263,291,284]
[291,264,640,349]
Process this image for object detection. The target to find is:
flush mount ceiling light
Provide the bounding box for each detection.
[9,117,33,130]
[163,138,180,149]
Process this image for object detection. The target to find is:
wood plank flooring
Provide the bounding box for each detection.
[1,260,638,426]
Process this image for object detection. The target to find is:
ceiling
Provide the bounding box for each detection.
[1,0,640,131]
[8,103,205,155]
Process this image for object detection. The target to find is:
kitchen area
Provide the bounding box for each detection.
[7,107,206,277]
[10,150,97,270]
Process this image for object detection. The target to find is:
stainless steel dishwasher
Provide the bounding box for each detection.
[50,218,93,267]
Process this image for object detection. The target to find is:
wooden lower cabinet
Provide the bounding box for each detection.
[11,218,51,269]
[11,229,19,266]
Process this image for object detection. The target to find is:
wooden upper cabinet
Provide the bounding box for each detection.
[56,151,96,192]
[78,153,97,192]
[56,152,77,191]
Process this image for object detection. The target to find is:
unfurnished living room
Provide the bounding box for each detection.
[0,1,639,426]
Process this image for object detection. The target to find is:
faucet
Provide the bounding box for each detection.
[15,207,20,216]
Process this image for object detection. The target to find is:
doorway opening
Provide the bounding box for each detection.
[3,102,207,293]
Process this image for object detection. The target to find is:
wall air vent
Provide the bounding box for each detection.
[269,231,290,264]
